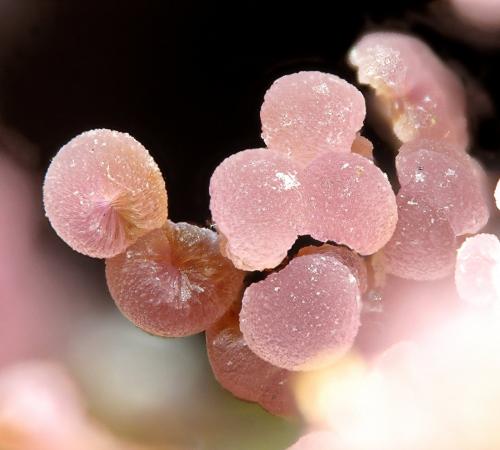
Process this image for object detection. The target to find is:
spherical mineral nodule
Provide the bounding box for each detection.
[240,253,361,371]
[297,244,368,294]
[302,152,398,255]
[43,129,168,258]
[209,148,304,271]
[383,189,457,280]
[396,147,489,235]
[261,71,366,166]
[348,32,468,150]
[205,308,295,416]
[105,221,245,337]
[455,233,500,307]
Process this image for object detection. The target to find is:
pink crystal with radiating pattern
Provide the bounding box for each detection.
[205,308,295,416]
[455,233,500,307]
[240,253,361,371]
[383,189,457,280]
[302,152,397,255]
[209,148,304,271]
[43,129,168,258]
[348,32,468,150]
[396,146,489,235]
[105,221,244,337]
[261,71,366,165]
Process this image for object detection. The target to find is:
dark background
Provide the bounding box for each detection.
[1,0,499,225]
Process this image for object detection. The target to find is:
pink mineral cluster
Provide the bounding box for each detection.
[261,71,366,166]
[209,148,304,271]
[349,32,468,150]
[206,307,295,416]
[105,221,244,337]
[301,152,397,255]
[455,233,500,307]
[43,129,168,258]
[239,253,361,371]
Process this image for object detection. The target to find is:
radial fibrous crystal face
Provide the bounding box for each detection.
[455,234,500,307]
[261,71,366,165]
[348,32,468,150]
[205,308,295,416]
[209,148,304,271]
[396,144,489,235]
[383,189,457,280]
[43,129,168,258]
[240,253,361,371]
[105,221,244,337]
[302,152,398,255]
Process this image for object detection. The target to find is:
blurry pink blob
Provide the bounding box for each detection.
[286,430,340,450]
[455,233,500,307]
[383,188,457,280]
[209,148,304,270]
[449,0,500,29]
[43,129,168,258]
[396,145,489,235]
[206,307,295,416]
[302,152,397,255]
[297,244,368,294]
[261,71,366,166]
[240,253,361,371]
[349,32,468,150]
[106,221,244,337]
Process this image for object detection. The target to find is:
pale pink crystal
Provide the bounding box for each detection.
[209,148,304,271]
[286,431,341,450]
[302,152,397,255]
[105,221,244,337]
[260,71,366,165]
[43,129,168,258]
[396,146,489,235]
[240,253,361,371]
[348,32,468,150]
[298,244,368,293]
[383,189,457,280]
[455,233,500,307]
[205,308,295,416]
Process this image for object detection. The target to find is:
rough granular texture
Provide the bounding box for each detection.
[455,233,500,307]
[240,253,361,371]
[260,71,365,165]
[105,221,244,337]
[396,147,489,235]
[43,129,168,258]
[298,244,368,294]
[348,32,468,150]
[383,189,457,280]
[286,431,341,450]
[209,148,304,271]
[205,308,295,416]
[302,152,397,255]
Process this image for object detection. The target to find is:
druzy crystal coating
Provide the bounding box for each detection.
[396,146,489,235]
[383,189,457,280]
[205,308,295,416]
[209,148,304,271]
[302,152,398,255]
[455,233,500,307]
[240,253,361,371]
[261,71,366,165]
[105,221,244,337]
[349,32,468,149]
[43,129,168,258]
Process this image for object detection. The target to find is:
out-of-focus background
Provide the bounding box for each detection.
[0,1,499,449]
